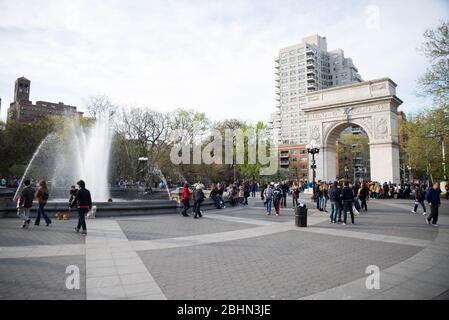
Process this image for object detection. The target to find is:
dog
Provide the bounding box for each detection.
[86,206,97,219]
[55,212,70,220]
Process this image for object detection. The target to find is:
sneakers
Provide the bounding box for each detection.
[410,210,416,214]
[80,231,87,235]
[342,223,346,225]
[423,212,427,215]
[75,227,80,233]
[432,224,439,227]
[276,213,279,216]
[426,219,430,225]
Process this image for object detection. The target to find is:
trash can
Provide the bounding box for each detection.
[295,203,307,227]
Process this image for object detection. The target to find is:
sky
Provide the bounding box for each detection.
[0,0,448,123]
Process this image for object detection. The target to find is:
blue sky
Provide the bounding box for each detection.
[0,0,448,123]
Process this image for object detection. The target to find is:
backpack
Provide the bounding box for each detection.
[42,191,49,201]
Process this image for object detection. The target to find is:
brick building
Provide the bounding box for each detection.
[7,77,83,123]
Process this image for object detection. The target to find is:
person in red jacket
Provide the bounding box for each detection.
[181,183,192,217]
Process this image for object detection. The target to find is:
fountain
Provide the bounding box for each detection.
[51,115,112,201]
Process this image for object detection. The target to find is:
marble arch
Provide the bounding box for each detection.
[302,78,402,183]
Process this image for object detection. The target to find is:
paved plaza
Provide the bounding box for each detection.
[0,194,448,300]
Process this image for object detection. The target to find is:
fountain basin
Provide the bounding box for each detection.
[0,191,231,218]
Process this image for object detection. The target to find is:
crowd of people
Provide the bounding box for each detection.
[16,179,92,235]
[10,174,447,235]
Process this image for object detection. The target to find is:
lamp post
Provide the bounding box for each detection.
[138,157,148,182]
[344,165,349,180]
[306,140,320,200]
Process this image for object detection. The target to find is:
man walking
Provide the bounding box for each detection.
[329,181,341,224]
[16,179,35,229]
[425,182,441,226]
[193,184,205,219]
[70,180,92,235]
[341,181,355,225]
[273,183,283,216]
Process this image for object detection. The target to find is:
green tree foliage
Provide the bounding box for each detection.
[418,21,449,104]
[403,105,449,181]
[0,116,62,177]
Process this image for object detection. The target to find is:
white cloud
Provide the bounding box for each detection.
[0,0,448,123]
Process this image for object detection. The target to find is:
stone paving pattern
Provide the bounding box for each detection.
[118,215,257,241]
[0,218,85,247]
[138,230,421,299]
[0,194,448,300]
[0,255,86,300]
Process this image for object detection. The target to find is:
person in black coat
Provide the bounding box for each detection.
[341,181,355,225]
[411,184,426,215]
[70,180,92,235]
[192,184,205,218]
[329,181,341,224]
[17,179,35,229]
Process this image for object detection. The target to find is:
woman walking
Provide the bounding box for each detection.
[411,184,426,215]
[181,183,192,216]
[319,182,328,212]
[358,182,369,212]
[264,183,274,215]
[292,182,300,208]
[34,180,51,226]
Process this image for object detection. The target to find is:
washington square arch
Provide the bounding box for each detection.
[302,78,402,184]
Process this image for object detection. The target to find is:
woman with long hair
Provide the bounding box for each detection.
[34,180,51,226]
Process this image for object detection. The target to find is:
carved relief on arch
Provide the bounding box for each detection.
[374,117,389,140]
[351,117,373,140]
[309,125,321,142]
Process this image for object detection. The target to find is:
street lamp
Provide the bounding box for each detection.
[344,165,349,180]
[306,140,320,200]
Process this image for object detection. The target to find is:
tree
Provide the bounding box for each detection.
[402,105,449,181]
[418,21,449,104]
[85,94,117,118]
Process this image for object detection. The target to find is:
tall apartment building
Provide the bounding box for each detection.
[268,35,362,178]
[7,77,83,123]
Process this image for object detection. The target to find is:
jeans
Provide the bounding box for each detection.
[181,199,190,215]
[266,198,272,214]
[17,207,31,222]
[343,200,354,224]
[292,197,298,208]
[77,208,88,231]
[319,196,327,211]
[330,201,340,222]
[243,196,249,205]
[427,204,439,224]
[413,201,426,213]
[359,197,367,211]
[35,202,51,225]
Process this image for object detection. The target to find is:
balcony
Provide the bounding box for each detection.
[306,54,315,61]
[280,160,289,166]
[306,69,316,75]
[306,62,315,67]
[307,76,316,82]
[280,152,289,158]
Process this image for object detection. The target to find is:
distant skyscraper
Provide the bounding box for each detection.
[7,77,83,123]
[269,35,362,146]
